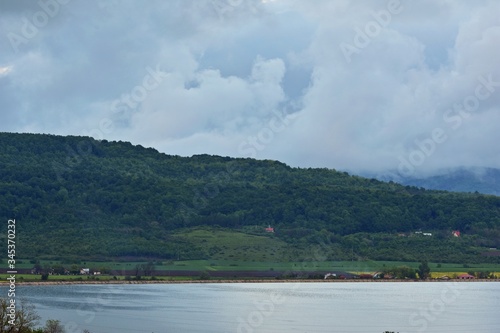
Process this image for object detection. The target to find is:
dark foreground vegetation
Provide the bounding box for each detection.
[1,132,500,264]
[0,298,91,333]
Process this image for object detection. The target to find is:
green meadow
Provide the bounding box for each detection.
[8,260,500,275]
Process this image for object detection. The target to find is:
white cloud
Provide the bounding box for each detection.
[268,0,500,175]
[122,56,286,156]
[0,0,499,176]
[0,66,13,76]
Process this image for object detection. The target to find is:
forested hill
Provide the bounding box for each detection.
[1,132,500,262]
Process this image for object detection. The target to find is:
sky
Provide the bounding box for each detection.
[1,0,499,177]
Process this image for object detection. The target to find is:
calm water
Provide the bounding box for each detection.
[2,282,499,333]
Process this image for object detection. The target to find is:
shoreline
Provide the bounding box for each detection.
[2,278,500,286]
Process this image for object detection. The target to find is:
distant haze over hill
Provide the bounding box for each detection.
[370,167,500,196]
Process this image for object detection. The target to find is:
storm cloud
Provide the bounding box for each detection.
[1,0,499,176]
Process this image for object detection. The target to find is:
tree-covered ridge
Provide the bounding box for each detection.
[1,132,499,261]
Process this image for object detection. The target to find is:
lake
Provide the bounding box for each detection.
[2,282,499,333]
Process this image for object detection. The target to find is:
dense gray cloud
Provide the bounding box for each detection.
[0,0,499,176]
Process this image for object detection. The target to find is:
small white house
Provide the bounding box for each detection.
[423,233,432,236]
[80,268,90,275]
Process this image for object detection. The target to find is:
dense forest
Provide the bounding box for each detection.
[1,132,500,263]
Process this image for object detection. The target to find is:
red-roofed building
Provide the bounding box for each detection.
[265,225,274,233]
[452,230,461,237]
[457,273,475,279]
[359,273,374,279]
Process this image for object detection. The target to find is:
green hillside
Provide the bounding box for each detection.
[1,132,499,263]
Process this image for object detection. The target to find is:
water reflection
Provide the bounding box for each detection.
[0,282,498,333]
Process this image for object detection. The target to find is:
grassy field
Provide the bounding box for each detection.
[9,259,500,274]
[4,258,500,282]
[175,228,291,262]
[10,227,500,274]
[2,270,498,283]
[0,274,202,282]
[7,228,500,278]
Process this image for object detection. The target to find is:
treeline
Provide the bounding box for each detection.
[1,132,500,261]
[0,298,91,333]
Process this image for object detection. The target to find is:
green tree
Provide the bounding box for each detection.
[142,261,155,276]
[43,319,65,333]
[52,265,65,275]
[134,264,143,278]
[70,264,79,275]
[32,260,42,274]
[418,261,431,280]
[0,298,40,333]
[386,266,417,279]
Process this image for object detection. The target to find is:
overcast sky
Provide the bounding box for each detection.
[1,0,499,177]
